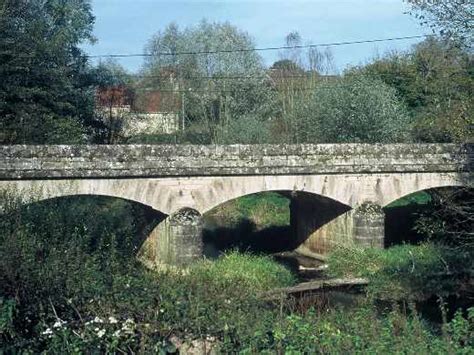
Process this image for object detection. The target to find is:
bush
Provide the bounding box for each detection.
[327,243,473,300]
[297,75,412,143]
[218,115,273,144]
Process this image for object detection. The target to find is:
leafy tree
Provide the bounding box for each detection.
[271,60,305,74]
[348,37,473,142]
[270,32,336,143]
[405,0,473,48]
[93,60,135,143]
[142,20,277,143]
[0,0,98,144]
[297,76,411,143]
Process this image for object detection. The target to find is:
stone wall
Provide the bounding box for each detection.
[122,113,179,136]
[1,144,471,179]
[96,107,180,136]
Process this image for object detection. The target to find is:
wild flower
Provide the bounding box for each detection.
[42,328,53,335]
[97,329,106,338]
[121,318,135,332]
[53,319,66,328]
[108,316,118,324]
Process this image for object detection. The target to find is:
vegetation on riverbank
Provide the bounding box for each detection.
[327,243,473,301]
[1,191,473,353]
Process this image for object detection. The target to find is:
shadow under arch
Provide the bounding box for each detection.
[6,194,168,258]
[202,190,352,258]
[384,185,473,247]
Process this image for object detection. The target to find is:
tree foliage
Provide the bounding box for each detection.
[405,0,473,48]
[349,37,473,142]
[296,76,411,143]
[0,0,98,144]
[141,20,277,143]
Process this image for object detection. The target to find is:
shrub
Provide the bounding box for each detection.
[218,115,273,144]
[297,75,412,143]
[327,243,473,300]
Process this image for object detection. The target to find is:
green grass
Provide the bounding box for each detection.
[206,191,290,229]
[327,243,473,300]
[385,191,432,208]
[189,251,296,292]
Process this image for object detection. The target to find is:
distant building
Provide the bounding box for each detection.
[95,81,181,137]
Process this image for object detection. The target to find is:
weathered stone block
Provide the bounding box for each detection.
[1,144,470,179]
[143,208,203,267]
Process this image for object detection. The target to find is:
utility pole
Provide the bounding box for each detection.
[181,88,185,131]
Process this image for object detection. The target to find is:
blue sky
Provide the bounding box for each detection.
[84,0,427,73]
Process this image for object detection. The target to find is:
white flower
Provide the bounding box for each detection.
[121,318,135,332]
[53,320,66,328]
[97,329,106,338]
[108,316,118,324]
[93,316,104,323]
[113,329,121,338]
[42,328,53,335]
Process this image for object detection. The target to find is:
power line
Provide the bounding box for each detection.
[104,70,465,82]
[100,85,344,94]
[89,34,428,59]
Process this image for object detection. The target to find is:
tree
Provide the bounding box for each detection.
[0,0,97,144]
[347,37,473,142]
[297,76,411,143]
[93,60,134,143]
[142,20,277,143]
[270,32,336,143]
[405,0,473,48]
[218,115,273,144]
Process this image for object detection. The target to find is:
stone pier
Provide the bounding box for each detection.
[352,203,385,248]
[291,193,385,257]
[140,208,204,267]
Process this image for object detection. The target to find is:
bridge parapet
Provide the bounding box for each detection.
[1,144,471,179]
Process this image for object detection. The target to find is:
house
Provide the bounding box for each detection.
[95,73,181,138]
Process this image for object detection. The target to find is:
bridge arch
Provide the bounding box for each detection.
[195,175,355,215]
[1,179,179,215]
[383,185,473,247]
[202,189,353,256]
[2,193,168,262]
[381,178,469,208]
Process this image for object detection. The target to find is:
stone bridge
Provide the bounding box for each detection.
[1,144,472,266]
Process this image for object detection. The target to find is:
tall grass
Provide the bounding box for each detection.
[327,243,473,301]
